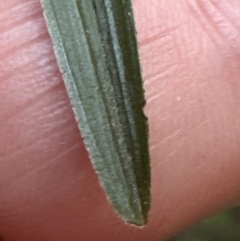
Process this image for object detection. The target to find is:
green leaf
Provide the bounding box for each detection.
[40,0,150,226]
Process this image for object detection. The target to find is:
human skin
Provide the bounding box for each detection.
[1,0,240,240]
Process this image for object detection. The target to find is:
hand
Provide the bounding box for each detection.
[1,0,240,240]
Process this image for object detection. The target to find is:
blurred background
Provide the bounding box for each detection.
[167,206,240,241]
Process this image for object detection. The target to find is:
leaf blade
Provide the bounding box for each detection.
[41,0,150,226]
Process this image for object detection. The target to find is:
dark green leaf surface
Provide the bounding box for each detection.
[40,0,150,226]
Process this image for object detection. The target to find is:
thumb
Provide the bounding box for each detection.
[1,1,240,241]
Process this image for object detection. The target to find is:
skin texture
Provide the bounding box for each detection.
[0,0,240,240]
